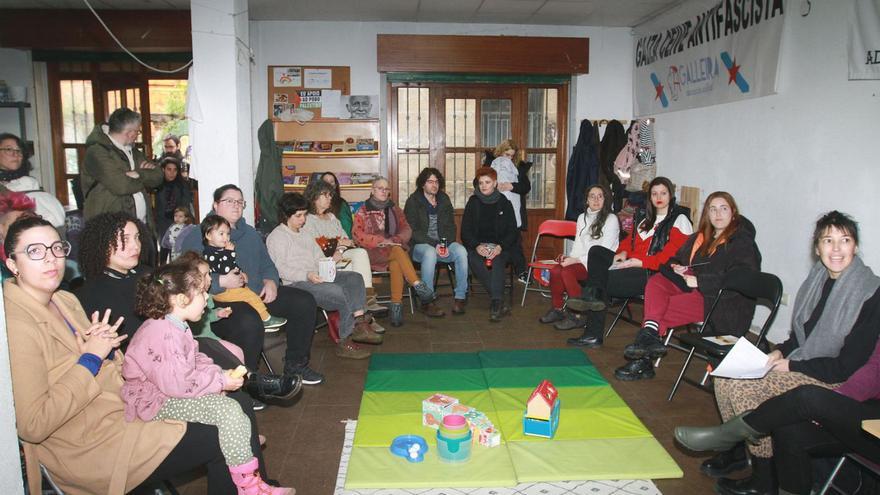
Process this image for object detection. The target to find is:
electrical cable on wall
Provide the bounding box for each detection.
[82,0,193,74]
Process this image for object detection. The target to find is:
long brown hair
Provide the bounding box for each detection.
[639,176,676,233]
[582,184,613,240]
[694,191,741,258]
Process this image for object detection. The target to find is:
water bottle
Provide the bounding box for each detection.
[438,238,448,258]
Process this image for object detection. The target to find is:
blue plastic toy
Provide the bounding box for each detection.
[390,435,428,463]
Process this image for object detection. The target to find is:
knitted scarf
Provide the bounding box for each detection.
[365,196,398,238]
[0,166,29,183]
[788,256,880,361]
[476,188,502,205]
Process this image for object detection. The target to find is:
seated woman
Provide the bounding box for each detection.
[460,167,520,322]
[0,132,66,230]
[268,192,382,359]
[4,216,246,494]
[177,184,323,385]
[352,177,435,327]
[567,176,693,347]
[703,211,880,495]
[675,337,880,495]
[613,191,761,381]
[539,184,619,330]
[319,171,354,237]
[303,179,385,315]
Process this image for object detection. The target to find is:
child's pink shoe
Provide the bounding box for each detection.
[229,457,294,495]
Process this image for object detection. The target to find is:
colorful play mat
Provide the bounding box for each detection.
[345,349,682,489]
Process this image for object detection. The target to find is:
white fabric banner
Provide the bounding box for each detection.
[849,0,880,80]
[633,0,785,117]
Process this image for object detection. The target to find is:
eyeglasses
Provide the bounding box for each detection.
[218,198,247,208]
[15,241,72,261]
[0,147,23,156]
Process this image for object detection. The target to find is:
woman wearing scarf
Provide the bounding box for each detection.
[612,191,760,381]
[702,211,880,495]
[153,156,193,262]
[460,167,519,322]
[0,132,66,229]
[352,177,435,327]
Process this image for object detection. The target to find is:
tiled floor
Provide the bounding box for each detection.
[176,286,722,494]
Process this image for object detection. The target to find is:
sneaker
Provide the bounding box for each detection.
[564,287,606,313]
[352,320,384,345]
[252,398,266,411]
[516,271,529,284]
[287,365,324,385]
[614,358,656,381]
[539,308,566,324]
[335,338,372,359]
[262,315,287,331]
[245,372,302,401]
[365,295,385,313]
[623,327,667,360]
[367,314,386,334]
[421,302,445,318]
[389,302,403,327]
[553,311,585,331]
[412,281,435,305]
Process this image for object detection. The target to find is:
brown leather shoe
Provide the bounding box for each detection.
[351,320,383,344]
[451,299,466,315]
[335,337,372,359]
[421,302,445,318]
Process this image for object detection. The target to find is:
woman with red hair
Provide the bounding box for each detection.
[460,167,519,322]
[614,191,762,380]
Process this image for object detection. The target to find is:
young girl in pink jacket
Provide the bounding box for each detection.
[121,264,293,495]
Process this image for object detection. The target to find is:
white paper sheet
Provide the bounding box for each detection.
[709,338,773,379]
[321,90,342,118]
[305,68,332,88]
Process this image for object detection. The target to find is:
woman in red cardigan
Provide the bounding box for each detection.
[567,176,693,348]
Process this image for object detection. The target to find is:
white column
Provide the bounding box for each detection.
[190,0,254,222]
[0,285,23,495]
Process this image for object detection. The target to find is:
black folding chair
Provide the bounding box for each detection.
[667,270,783,401]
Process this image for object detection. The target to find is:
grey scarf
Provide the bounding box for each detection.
[788,256,880,361]
[476,188,502,205]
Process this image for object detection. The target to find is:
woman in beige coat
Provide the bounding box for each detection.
[4,216,238,494]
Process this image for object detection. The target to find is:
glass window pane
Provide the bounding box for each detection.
[480,99,511,148]
[66,179,76,208]
[445,99,475,148]
[149,79,188,158]
[397,153,429,200]
[444,152,477,209]
[126,88,140,114]
[527,89,558,148]
[60,80,94,144]
[397,87,429,150]
[526,153,556,208]
[64,148,79,174]
[106,90,121,117]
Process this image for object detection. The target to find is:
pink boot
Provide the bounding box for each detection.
[229,457,294,495]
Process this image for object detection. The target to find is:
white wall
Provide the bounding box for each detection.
[0,49,40,176]
[248,20,634,172]
[645,1,880,341]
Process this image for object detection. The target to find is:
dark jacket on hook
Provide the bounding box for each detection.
[565,119,600,221]
[599,120,626,190]
[254,119,283,235]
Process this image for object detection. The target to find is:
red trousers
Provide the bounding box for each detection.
[643,273,705,336]
[549,262,588,309]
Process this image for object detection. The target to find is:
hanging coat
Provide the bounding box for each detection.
[564,119,600,221]
[254,119,283,235]
[598,120,626,189]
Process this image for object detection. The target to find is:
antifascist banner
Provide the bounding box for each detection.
[849,0,880,80]
[634,0,785,117]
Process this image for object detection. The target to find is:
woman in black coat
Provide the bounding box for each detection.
[614,191,761,381]
[154,156,193,262]
[460,166,519,322]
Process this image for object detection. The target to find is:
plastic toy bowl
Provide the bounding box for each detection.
[442,414,468,429]
[390,435,428,463]
[436,429,472,463]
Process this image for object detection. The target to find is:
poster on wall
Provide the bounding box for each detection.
[633,0,785,117]
[273,67,302,87]
[849,0,880,80]
[340,95,379,119]
[304,68,333,88]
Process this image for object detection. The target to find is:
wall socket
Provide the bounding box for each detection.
[781,293,790,306]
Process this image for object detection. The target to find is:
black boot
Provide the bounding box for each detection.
[489,299,502,323]
[701,443,751,478]
[623,327,667,359]
[716,456,777,495]
[566,328,603,348]
[564,286,607,313]
[245,372,303,401]
[613,358,655,380]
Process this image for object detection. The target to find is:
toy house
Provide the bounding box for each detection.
[523,379,560,438]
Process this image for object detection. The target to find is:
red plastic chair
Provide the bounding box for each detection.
[520,219,578,307]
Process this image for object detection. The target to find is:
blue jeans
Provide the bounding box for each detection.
[411,242,468,300]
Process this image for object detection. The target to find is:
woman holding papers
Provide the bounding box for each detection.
[702,211,880,495]
[539,184,619,330]
[566,176,693,347]
[675,337,880,495]
[613,191,761,381]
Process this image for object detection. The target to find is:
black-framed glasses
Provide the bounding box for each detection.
[15,241,72,261]
[0,147,23,156]
[218,198,247,208]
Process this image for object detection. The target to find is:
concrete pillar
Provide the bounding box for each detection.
[0,285,23,495]
[190,0,254,221]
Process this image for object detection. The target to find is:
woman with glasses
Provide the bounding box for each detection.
[0,132,66,230]
[319,172,354,237]
[5,216,248,494]
[177,184,324,385]
[353,177,436,327]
